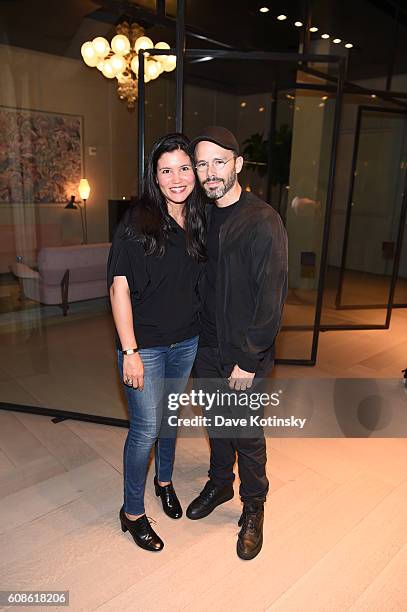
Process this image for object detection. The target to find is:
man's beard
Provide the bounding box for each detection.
[203,169,237,200]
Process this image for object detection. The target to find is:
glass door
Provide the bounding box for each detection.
[322,106,407,328]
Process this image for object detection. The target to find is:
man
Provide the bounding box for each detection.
[186,126,288,561]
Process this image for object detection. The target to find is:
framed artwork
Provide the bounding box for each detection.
[0,106,83,204]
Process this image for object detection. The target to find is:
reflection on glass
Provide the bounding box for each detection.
[277,88,336,359]
[0,10,136,419]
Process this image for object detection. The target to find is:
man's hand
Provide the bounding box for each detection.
[123,353,144,391]
[227,364,255,391]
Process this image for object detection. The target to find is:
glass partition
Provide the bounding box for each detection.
[322,104,407,327]
[0,2,345,420]
[274,84,338,358]
[166,51,343,363]
[0,4,153,420]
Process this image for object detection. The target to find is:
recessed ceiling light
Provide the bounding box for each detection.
[318,102,325,107]
[277,14,287,20]
[321,33,330,39]
[333,38,341,44]
[309,26,318,32]
[240,101,247,108]
[294,21,303,27]
[371,94,377,98]
[259,7,269,13]
[345,43,353,48]
[321,95,328,100]
[258,106,265,112]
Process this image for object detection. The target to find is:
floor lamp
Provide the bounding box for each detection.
[65,179,91,244]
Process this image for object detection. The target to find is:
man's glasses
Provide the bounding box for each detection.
[195,157,235,173]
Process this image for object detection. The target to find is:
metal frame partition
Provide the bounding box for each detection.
[137,48,346,366]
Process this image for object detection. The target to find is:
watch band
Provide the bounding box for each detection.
[122,348,139,355]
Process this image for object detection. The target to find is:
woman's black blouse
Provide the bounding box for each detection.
[107,218,202,349]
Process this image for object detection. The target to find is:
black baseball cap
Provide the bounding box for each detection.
[190,126,239,155]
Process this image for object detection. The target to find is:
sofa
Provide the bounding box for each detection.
[13,243,111,315]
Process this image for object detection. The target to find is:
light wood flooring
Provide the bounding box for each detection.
[1,277,407,610]
[1,411,407,611]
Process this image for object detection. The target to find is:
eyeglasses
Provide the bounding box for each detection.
[195,157,235,173]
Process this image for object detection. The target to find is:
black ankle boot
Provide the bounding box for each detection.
[237,502,264,560]
[186,480,234,520]
[154,476,183,519]
[119,507,164,551]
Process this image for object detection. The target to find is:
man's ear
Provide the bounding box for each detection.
[235,156,244,174]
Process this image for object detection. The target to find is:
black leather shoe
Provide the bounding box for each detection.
[154,476,183,519]
[186,480,234,520]
[236,502,264,560]
[119,507,164,551]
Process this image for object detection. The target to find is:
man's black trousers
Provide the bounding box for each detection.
[192,346,269,503]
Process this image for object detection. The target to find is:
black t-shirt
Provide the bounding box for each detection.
[199,201,238,347]
[107,219,201,349]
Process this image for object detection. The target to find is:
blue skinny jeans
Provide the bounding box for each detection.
[118,335,198,515]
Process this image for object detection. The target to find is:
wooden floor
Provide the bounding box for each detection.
[1,409,407,610]
[1,286,407,610]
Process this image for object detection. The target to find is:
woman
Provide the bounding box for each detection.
[107,133,206,552]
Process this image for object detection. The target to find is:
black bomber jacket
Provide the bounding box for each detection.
[200,189,288,374]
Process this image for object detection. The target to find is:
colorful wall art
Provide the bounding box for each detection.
[0,107,83,204]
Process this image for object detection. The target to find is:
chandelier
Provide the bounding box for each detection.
[80,22,176,110]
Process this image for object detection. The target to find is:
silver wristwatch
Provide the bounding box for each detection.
[122,348,139,355]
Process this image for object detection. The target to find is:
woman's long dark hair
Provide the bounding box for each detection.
[126,133,206,261]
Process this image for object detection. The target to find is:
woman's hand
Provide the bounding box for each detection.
[123,353,144,391]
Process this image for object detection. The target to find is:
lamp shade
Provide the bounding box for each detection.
[92,36,110,58]
[81,41,96,61]
[134,36,154,54]
[146,59,161,80]
[110,54,126,74]
[111,34,131,55]
[78,179,91,200]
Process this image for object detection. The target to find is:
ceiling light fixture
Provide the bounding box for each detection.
[259,7,270,13]
[309,26,318,32]
[277,14,287,20]
[294,21,303,27]
[345,43,353,48]
[333,38,342,44]
[321,33,330,39]
[81,21,176,110]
